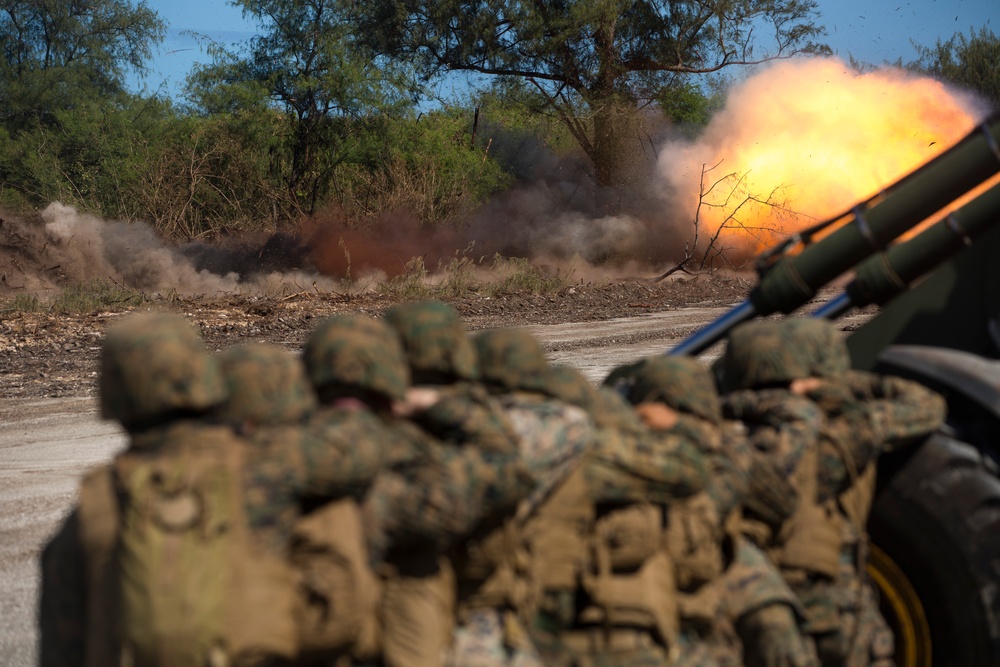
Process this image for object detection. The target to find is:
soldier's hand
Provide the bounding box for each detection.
[802,381,858,417]
[392,387,442,417]
[738,603,819,667]
[789,378,823,396]
[634,401,679,430]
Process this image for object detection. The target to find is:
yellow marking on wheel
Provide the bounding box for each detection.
[867,543,932,667]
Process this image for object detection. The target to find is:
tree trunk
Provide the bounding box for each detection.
[590,98,644,189]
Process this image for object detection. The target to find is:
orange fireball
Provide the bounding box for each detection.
[659,56,986,257]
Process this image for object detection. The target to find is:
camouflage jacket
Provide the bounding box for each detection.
[408,380,522,455]
[722,389,825,534]
[722,389,824,475]
[841,369,947,448]
[674,414,753,519]
[813,370,947,500]
[362,396,536,561]
[363,439,535,560]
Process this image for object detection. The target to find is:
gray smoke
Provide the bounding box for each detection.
[38,203,339,296]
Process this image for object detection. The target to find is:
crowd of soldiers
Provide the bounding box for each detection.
[37,300,947,667]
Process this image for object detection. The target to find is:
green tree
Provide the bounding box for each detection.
[337,107,514,225]
[0,0,164,128]
[357,0,828,187]
[188,0,419,217]
[909,26,1000,108]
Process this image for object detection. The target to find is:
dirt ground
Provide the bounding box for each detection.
[0,272,759,400]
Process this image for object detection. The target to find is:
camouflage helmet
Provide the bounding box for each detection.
[545,364,644,431]
[99,311,225,426]
[628,356,722,424]
[601,359,645,396]
[384,300,478,383]
[303,313,410,402]
[782,318,851,378]
[215,343,318,426]
[474,328,550,393]
[542,364,601,411]
[721,319,810,392]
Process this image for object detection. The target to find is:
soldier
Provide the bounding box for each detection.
[38,312,380,667]
[301,313,531,557]
[624,355,817,667]
[213,341,383,666]
[301,313,534,667]
[781,317,947,667]
[720,318,946,667]
[465,329,712,667]
[383,300,520,454]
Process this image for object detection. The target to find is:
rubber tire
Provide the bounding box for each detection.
[869,432,1000,666]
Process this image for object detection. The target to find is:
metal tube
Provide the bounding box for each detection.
[750,113,1000,316]
[810,179,1000,317]
[811,292,853,320]
[667,300,757,356]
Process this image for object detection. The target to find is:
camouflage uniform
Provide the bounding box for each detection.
[781,318,947,500]
[303,313,534,667]
[38,313,385,667]
[458,330,713,667]
[625,355,816,667]
[385,300,522,456]
[722,318,946,667]
[214,342,391,665]
[432,329,593,667]
[781,318,946,667]
[302,313,531,556]
[214,342,323,554]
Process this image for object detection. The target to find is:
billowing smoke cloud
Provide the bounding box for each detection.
[42,203,240,293]
[0,203,339,296]
[309,56,989,277]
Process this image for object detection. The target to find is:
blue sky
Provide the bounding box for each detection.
[132,0,998,100]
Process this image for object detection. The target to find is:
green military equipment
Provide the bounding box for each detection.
[215,342,318,426]
[812,177,1000,319]
[628,356,723,424]
[544,364,645,432]
[77,423,300,667]
[782,318,851,379]
[303,313,410,402]
[474,328,550,393]
[384,300,478,382]
[541,364,601,409]
[99,311,225,428]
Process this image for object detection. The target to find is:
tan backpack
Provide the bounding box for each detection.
[290,498,382,663]
[771,443,844,580]
[77,424,299,667]
[578,503,680,652]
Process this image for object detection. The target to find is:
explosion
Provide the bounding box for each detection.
[308,56,991,278]
[657,56,989,257]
